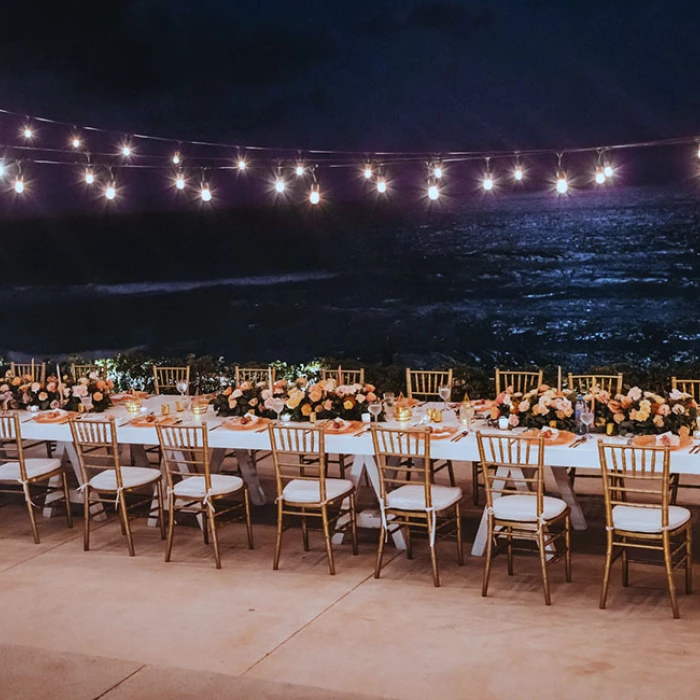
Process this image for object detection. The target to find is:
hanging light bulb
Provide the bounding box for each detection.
[105,181,116,200]
[433,163,443,179]
[363,164,373,179]
[483,174,494,191]
[595,166,606,184]
[696,144,700,159]
[377,177,387,194]
[603,164,613,178]
[0,162,6,178]
[14,177,24,194]
[175,172,186,190]
[85,168,95,185]
[121,144,132,157]
[309,183,320,205]
[22,126,33,139]
[275,178,286,194]
[295,164,305,176]
[428,183,440,200]
[71,136,81,149]
[200,181,212,201]
[237,157,247,171]
[172,152,181,165]
[514,165,523,181]
[556,170,568,194]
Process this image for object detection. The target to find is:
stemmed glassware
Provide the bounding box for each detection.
[438,384,451,413]
[271,397,286,423]
[580,405,595,438]
[383,392,395,421]
[176,380,188,399]
[368,400,382,423]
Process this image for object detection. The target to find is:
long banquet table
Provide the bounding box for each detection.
[19,395,700,556]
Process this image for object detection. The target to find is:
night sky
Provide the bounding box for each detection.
[2,1,699,153]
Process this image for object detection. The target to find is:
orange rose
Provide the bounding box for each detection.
[11,377,22,386]
[366,393,377,402]
[96,380,106,390]
[309,388,323,403]
[38,392,48,401]
[490,406,500,420]
[223,387,233,396]
[301,403,312,416]
[93,392,104,402]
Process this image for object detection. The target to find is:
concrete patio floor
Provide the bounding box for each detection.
[2,461,700,699]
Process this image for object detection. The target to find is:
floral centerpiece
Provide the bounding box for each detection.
[0,374,64,411]
[593,387,697,436]
[62,373,115,413]
[488,385,577,431]
[212,379,288,418]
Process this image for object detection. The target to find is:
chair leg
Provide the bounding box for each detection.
[472,462,480,506]
[119,492,135,557]
[321,505,336,575]
[456,503,464,566]
[83,486,91,551]
[208,505,222,570]
[564,515,572,583]
[300,510,310,552]
[405,522,413,559]
[165,499,175,562]
[273,500,284,570]
[446,460,456,488]
[244,488,254,549]
[663,532,680,619]
[600,531,614,609]
[23,483,40,544]
[685,526,693,595]
[482,516,494,597]
[506,526,514,576]
[201,512,210,545]
[428,515,440,587]
[621,537,629,587]
[156,481,166,540]
[537,528,552,605]
[375,522,386,579]
[349,492,359,556]
[61,471,73,529]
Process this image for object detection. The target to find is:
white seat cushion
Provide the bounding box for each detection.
[0,458,62,482]
[386,484,463,512]
[173,474,244,500]
[282,478,354,504]
[89,466,161,492]
[612,504,691,533]
[492,494,567,522]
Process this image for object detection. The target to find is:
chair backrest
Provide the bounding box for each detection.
[153,365,190,395]
[156,423,211,493]
[0,411,27,481]
[405,368,453,400]
[321,367,365,386]
[476,432,546,513]
[598,443,671,529]
[494,369,543,395]
[235,366,275,388]
[69,416,122,487]
[568,373,623,395]
[268,424,329,502]
[671,377,700,402]
[9,361,46,383]
[371,426,432,508]
[72,363,106,380]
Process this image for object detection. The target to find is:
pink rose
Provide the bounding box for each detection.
[508,414,520,427]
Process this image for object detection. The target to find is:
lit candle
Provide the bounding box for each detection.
[557,366,562,392]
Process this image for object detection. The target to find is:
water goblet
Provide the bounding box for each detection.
[271,397,286,423]
[176,380,188,399]
[438,384,451,413]
[581,409,594,438]
[369,400,382,423]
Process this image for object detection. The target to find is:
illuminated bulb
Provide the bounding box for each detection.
[603,165,613,178]
[309,185,320,205]
[433,166,443,179]
[514,167,523,181]
[274,179,286,194]
[201,183,212,201]
[105,182,116,200]
[697,145,700,159]
[14,178,24,194]
[72,137,81,149]
[428,184,439,200]
[595,167,606,184]
[23,127,33,139]
[237,159,246,170]
[0,163,5,178]
[556,173,568,194]
[295,165,304,176]
[121,145,132,157]
[175,174,185,190]
[172,153,181,165]
[377,178,387,194]
[483,175,493,191]
[85,168,95,185]
[364,165,372,179]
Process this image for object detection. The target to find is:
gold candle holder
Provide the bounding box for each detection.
[125,400,142,417]
[395,405,413,422]
[161,404,171,416]
[191,402,208,417]
[428,408,443,423]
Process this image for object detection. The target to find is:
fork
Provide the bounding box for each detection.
[450,430,468,442]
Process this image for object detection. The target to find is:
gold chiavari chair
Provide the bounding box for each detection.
[671,377,700,402]
[8,360,46,382]
[371,426,463,587]
[568,373,623,395]
[405,368,453,401]
[153,365,190,395]
[598,443,692,619]
[70,416,165,556]
[234,365,276,388]
[156,422,253,569]
[321,366,366,386]
[476,432,571,604]
[0,411,72,543]
[269,424,358,574]
[72,363,106,380]
[494,369,543,395]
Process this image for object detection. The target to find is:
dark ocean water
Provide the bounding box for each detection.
[1,184,699,369]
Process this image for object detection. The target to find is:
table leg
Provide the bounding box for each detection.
[550,465,587,530]
[232,449,266,506]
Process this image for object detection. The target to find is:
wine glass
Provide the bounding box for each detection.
[581,408,594,437]
[383,392,395,421]
[438,384,451,413]
[81,396,93,413]
[176,380,188,399]
[464,403,475,431]
[369,400,382,423]
[271,397,286,423]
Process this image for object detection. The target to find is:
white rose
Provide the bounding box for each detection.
[518,400,530,413]
[232,389,243,398]
[627,387,642,401]
[672,405,685,415]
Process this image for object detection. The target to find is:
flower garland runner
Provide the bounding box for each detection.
[212,378,380,421]
[488,385,577,431]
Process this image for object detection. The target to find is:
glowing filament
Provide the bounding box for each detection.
[14,178,24,194]
[85,169,95,185]
[201,183,212,201]
[364,165,372,179]
[428,184,439,200]
[237,159,246,170]
[483,175,493,191]
[603,165,613,178]
[175,174,185,190]
[105,182,116,200]
[22,127,33,139]
[72,137,81,149]
[121,145,132,157]
[0,163,5,178]
[433,166,443,179]
[295,165,304,176]
[377,178,387,194]
[275,178,286,193]
[595,167,606,184]
[556,173,568,194]
[309,185,320,205]
[514,166,523,181]
[172,153,181,165]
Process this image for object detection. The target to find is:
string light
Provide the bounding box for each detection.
[483,175,493,191]
[237,157,247,170]
[0,162,5,178]
[433,161,443,179]
[376,176,387,194]
[274,178,286,194]
[200,181,212,201]
[427,182,440,200]
[595,166,606,184]
[175,172,186,190]
[71,136,81,149]
[120,143,132,157]
[22,126,33,139]
[514,161,524,181]
[309,182,320,205]
[105,181,116,200]
[363,163,373,179]
[556,171,568,194]
[295,163,305,176]
[14,177,24,194]
[172,152,181,165]
[84,168,95,185]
